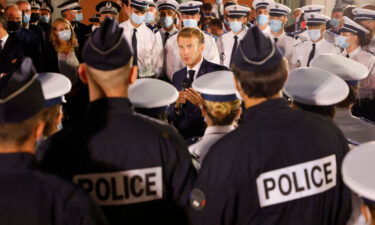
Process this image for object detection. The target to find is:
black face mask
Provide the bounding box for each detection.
[30,13,40,23]
[7,21,22,32]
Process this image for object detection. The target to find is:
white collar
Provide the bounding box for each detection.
[335,107,353,119]
[187,57,203,72]
[270,31,285,39]
[0,34,9,46]
[125,19,145,31]
[231,27,247,37]
[346,46,362,57]
[204,125,236,135]
[161,26,178,34]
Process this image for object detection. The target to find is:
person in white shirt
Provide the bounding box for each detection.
[216,5,249,68]
[119,0,163,78]
[338,16,375,122]
[353,8,375,54]
[189,70,241,171]
[267,3,296,68]
[156,0,179,46]
[164,1,220,80]
[252,0,275,36]
[291,13,340,70]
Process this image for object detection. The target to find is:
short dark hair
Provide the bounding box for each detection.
[209,19,223,30]
[232,58,288,98]
[337,85,357,108]
[202,3,213,11]
[294,102,336,119]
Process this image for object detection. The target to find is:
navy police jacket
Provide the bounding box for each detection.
[189,98,352,225]
[0,153,107,225]
[39,98,195,225]
[169,59,228,139]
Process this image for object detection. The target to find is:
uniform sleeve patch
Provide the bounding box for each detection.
[190,188,206,210]
[256,154,337,207]
[73,167,163,206]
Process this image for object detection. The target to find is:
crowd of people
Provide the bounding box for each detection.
[0,0,375,224]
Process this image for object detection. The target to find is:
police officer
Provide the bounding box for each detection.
[338,16,375,122]
[342,142,375,225]
[189,70,241,171]
[119,0,163,78]
[283,67,349,119]
[95,1,121,24]
[89,14,100,31]
[353,8,375,54]
[310,54,375,146]
[39,18,194,225]
[267,3,296,68]
[0,58,107,225]
[252,0,274,36]
[128,78,178,122]
[168,27,228,139]
[39,2,53,39]
[291,12,340,70]
[216,5,249,68]
[188,26,352,225]
[156,0,179,45]
[145,0,158,32]
[164,1,220,80]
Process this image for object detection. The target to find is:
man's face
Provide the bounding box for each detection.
[40,9,50,17]
[131,7,146,16]
[18,2,31,15]
[178,36,204,67]
[340,31,357,45]
[331,11,343,19]
[228,16,247,24]
[64,9,78,21]
[256,8,268,16]
[148,6,156,16]
[159,9,176,18]
[6,7,22,22]
[208,25,223,36]
[270,15,287,24]
[181,13,200,21]
[99,13,117,23]
[293,9,302,19]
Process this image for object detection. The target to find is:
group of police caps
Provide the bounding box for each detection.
[1,0,375,224]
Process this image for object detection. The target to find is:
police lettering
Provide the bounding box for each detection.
[257,155,337,207]
[73,167,163,206]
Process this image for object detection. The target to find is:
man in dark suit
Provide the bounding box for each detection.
[169,27,228,139]
[0,11,24,74]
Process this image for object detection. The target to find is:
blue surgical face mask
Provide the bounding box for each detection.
[269,19,283,33]
[329,18,340,28]
[307,29,322,42]
[229,21,243,33]
[216,0,222,5]
[336,35,350,49]
[23,13,31,23]
[40,15,50,23]
[256,14,269,26]
[183,19,197,28]
[58,29,72,41]
[131,13,145,25]
[144,12,154,24]
[75,13,83,22]
[161,16,173,28]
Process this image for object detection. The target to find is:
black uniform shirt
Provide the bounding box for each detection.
[189,98,352,225]
[39,98,195,225]
[0,152,107,225]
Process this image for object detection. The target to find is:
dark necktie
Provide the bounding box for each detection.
[187,70,195,88]
[132,29,138,66]
[346,54,350,58]
[164,32,170,45]
[274,37,278,43]
[230,35,238,67]
[307,43,316,67]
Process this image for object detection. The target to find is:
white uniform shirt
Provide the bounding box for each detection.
[269,32,296,68]
[333,107,375,145]
[189,125,235,171]
[0,34,8,49]
[342,47,375,99]
[120,20,164,77]
[216,27,248,68]
[164,30,220,80]
[159,26,179,46]
[260,25,271,36]
[290,38,340,70]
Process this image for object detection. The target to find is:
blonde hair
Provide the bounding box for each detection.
[204,100,242,126]
[50,18,78,52]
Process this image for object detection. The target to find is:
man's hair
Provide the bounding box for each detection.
[204,100,242,126]
[177,27,205,44]
[232,58,289,98]
[0,15,7,30]
[86,59,133,92]
[0,110,43,145]
[209,19,223,30]
[202,3,213,12]
[294,103,336,119]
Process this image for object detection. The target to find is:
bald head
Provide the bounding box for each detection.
[16,1,31,15]
[5,5,22,22]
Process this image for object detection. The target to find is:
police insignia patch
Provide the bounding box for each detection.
[190,188,206,210]
[106,2,112,8]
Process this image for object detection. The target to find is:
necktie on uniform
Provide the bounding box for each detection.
[164,32,170,45]
[307,43,316,67]
[132,29,138,66]
[274,37,278,43]
[346,54,350,58]
[230,35,238,66]
[187,70,195,88]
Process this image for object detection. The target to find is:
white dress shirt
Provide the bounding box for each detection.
[0,34,9,50]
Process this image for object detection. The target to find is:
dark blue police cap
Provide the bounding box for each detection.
[232,26,284,72]
[96,1,121,14]
[83,18,133,71]
[0,58,44,123]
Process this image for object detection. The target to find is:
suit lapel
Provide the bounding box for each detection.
[196,59,208,78]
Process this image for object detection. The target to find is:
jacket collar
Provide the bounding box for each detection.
[243,98,289,122]
[0,152,36,173]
